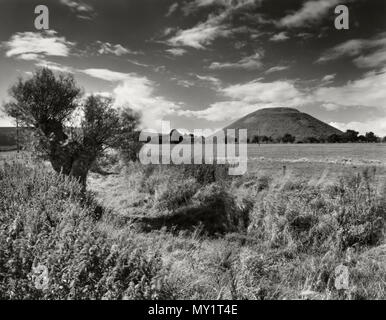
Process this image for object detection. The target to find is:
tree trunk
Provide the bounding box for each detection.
[69,152,95,187]
[49,143,95,189]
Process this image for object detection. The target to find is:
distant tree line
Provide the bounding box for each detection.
[247,130,385,144]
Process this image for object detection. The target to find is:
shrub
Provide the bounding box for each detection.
[0,161,167,300]
[155,178,199,211]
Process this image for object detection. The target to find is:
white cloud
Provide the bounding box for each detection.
[279,0,339,28]
[270,32,289,42]
[81,68,133,82]
[265,65,290,74]
[165,48,187,56]
[195,74,222,87]
[35,60,73,73]
[321,73,336,83]
[353,49,386,68]
[314,68,386,109]
[174,79,196,88]
[209,52,263,70]
[60,0,95,19]
[166,3,179,17]
[96,41,141,56]
[182,101,257,121]
[80,68,180,129]
[221,79,305,103]
[113,78,180,130]
[317,32,386,68]
[168,0,260,49]
[2,30,74,60]
[183,0,259,13]
[330,118,386,136]
[167,13,231,49]
[183,79,308,121]
[127,59,150,68]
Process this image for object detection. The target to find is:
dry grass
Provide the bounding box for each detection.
[1,152,385,300]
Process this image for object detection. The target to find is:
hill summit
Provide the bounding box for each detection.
[224,107,342,142]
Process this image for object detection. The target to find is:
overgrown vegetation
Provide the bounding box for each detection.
[0,159,169,299]
[1,156,385,300]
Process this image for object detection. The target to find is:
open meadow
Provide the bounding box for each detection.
[1,143,385,300]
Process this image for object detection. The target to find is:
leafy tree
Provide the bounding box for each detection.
[343,129,359,142]
[261,135,271,144]
[365,132,379,143]
[282,133,296,143]
[382,136,386,143]
[252,135,260,144]
[303,136,320,143]
[3,68,139,187]
[327,134,342,143]
[110,108,142,162]
[358,135,367,142]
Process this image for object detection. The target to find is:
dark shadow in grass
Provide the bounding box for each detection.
[133,198,250,237]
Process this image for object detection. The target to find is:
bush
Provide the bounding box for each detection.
[0,161,168,300]
[155,178,199,211]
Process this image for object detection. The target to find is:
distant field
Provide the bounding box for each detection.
[248,143,386,165]
[0,145,17,152]
[247,143,386,181]
[0,127,17,146]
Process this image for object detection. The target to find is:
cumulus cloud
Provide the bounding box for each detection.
[209,52,264,70]
[60,0,96,19]
[314,68,386,109]
[35,60,73,73]
[195,74,222,87]
[330,118,386,136]
[80,68,134,82]
[270,32,289,42]
[183,0,259,13]
[113,78,181,130]
[167,13,231,49]
[165,3,179,17]
[317,32,386,68]
[279,0,339,28]
[165,48,187,56]
[182,101,259,121]
[80,68,180,129]
[168,0,260,49]
[182,79,308,121]
[221,79,305,103]
[183,67,386,127]
[2,30,74,60]
[321,73,336,84]
[173,78,196,88]
[96,42,141,56]
[265,65,290,74]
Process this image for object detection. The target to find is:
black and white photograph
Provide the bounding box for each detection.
[0,0,385,305]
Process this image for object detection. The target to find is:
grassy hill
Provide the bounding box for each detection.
[224,107,343,141]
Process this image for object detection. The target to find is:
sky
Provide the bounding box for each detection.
[0,0,385,136]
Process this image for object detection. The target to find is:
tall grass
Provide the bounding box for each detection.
[1,156,385,300]
[0,160,168,299]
